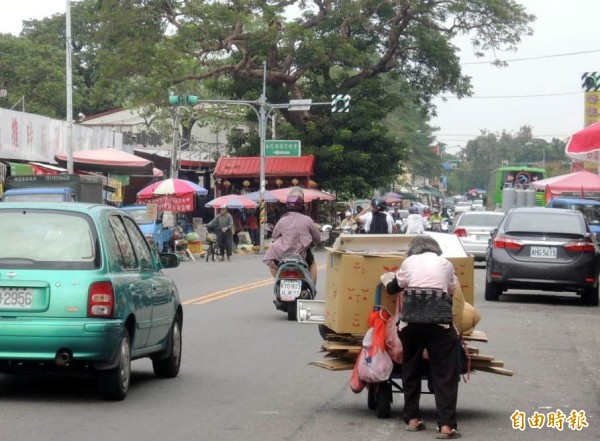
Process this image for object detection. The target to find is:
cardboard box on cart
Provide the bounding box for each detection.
[324,233,474,334]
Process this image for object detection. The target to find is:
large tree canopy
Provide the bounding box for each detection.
[91,0,533,195]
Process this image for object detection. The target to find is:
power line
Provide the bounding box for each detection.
[441,91,582,99]
[463,49,600,65]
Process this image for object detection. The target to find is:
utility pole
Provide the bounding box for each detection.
[65,0,74,173]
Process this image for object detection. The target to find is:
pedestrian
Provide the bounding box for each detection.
[246,209,260,246]
[263,187,321,283]
[355,198,396,233]
[232,209,244,247]
[380,235,462,439]
[207,206,234,261]
[403,206,428,234]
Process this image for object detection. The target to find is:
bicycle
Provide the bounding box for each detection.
[205,233,220,262]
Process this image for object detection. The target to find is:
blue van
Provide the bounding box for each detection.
[120,205,173,252]
[547,198,600,236]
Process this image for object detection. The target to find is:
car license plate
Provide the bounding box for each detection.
[530,246,557,259]
[475,235,488,241]
[280,280,302,301]
[0,288,33,309]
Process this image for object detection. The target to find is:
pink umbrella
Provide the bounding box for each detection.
[531,171,600,202]
[137,178,208,199]
[565,122,600,163]
[270,187,336,202]
[205,194,257,209]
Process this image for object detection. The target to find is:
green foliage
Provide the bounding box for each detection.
[2,0,535,197]
[0,35,65,117]
[444,126,568,194]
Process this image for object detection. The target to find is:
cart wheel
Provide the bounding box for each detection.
[287,300,298,321]
[376,382,392,419]
[367,384,378,410]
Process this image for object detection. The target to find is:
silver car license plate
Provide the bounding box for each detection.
[280,280,302,301]
[530,246,557,259]
[0,288,33,309]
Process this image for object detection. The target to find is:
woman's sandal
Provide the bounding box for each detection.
[406,419,426,432]
[436,427,462,439]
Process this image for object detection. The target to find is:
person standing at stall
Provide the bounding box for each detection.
[381,235,462,439]
[207,206,234,261]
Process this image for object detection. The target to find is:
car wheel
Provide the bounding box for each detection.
[97,328,131,401]
[152,315,183,378]
[485,281,502,301]
[582,286,599,306]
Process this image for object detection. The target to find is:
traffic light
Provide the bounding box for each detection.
[582,73,599,91]
[168,95,199,106]
[331,94,350,113]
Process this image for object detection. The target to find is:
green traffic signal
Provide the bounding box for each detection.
[168,95,199,105]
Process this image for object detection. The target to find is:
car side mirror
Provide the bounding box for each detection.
[160,253,180,268]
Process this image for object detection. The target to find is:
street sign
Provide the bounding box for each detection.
[265,140,301,157]
[289,99,312,111]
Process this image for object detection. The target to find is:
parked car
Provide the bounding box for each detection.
[546,197,600,237]
[453,211,505,260]
[121,205,174,252]
[485,207,600,305]
[0,202,182,400]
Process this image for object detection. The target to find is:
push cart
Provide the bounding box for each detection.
[366,284,434,419]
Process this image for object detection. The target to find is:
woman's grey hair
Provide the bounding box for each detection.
[408,235,443,256]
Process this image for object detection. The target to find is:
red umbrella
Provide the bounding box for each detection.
[205,194,257,209]
[270,187,336,202]
[566,122,600,163]
[137,178,208,199]
[136,178,208,213]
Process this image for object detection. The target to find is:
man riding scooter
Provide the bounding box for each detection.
[263,186,321,283]
[263,187,321,320]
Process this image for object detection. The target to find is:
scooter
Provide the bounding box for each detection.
[273,253,316,321]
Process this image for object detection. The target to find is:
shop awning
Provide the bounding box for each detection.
[214,155,315,179]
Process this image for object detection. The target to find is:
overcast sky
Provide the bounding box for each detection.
[1,1,597,153]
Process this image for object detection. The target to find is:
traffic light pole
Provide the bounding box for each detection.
[172,62,336,253]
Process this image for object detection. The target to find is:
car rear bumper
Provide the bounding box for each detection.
[487,257,598,291]
[0,318,123,363]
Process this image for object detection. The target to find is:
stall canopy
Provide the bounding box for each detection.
[531,171,600,202]
[55,147,153,175]
[213,155,315,179]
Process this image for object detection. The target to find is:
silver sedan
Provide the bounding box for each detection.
[452,211,505,260]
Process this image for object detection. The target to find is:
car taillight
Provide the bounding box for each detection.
[279,270,302,279]
[453,228,467,238]
[564,241,596,253]
[494,237,524,250]
[87,281,115,318]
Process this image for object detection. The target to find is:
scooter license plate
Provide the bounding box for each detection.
[280,280,302,301]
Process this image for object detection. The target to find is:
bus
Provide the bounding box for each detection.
[486,166,547,211]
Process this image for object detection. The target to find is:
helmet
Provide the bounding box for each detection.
[371,198,387,211]
[345,211,352,217]
[409,206,419,214]
[286,186,305,211]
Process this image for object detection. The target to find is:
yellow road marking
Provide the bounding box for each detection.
[184,264,326,305]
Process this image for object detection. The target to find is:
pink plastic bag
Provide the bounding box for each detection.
[356,313,394,383]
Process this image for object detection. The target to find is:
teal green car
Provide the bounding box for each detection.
[0,203,182,400]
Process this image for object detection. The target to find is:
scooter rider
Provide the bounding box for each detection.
[263,187,321,283]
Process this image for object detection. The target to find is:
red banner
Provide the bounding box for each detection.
[137,194,195,212]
